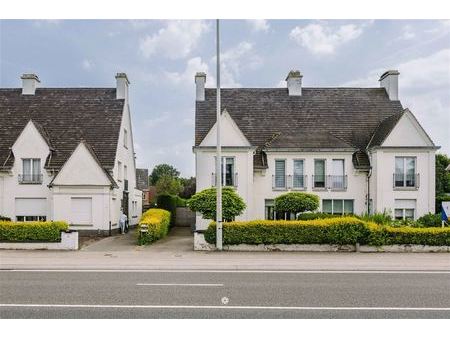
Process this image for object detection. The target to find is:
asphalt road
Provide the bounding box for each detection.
[1,270,449,318]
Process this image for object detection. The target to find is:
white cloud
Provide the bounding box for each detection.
[400,25,415,40]
[82,59,94,70]
[342,49,450,154]
[165,57,215,86]
[247,19,270,32]
[144,111,171,128]
[289,23,364,55]
[139,20,210,59]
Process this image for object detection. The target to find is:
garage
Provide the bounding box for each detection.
[15,198,47,221]
[70,197,92,225]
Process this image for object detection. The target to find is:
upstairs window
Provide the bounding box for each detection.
[123,129,128,148]
[394,157,416,188]
[21,158,42,184]
[293,159,305,189]
[314,159,326,188]
[118,161,122,181]
[222,157,235,187]
[274,159,286,189]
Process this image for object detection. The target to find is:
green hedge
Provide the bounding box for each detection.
[137,208,171,245]
[156,194,177,226]
[296,213,344,221]
[0,221,69,242]
[204,218,450,247]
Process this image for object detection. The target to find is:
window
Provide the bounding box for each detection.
[394,199,416,220]
[331,159,346,189]
[293,159,305,189]
[222,157,235,186]
[21,158,42,183]
[16,216,46,222]
[15,198,47,221]
[322,199,354,215]
[265,199,294,220]
[70,198,92,225]
[395,157,416,188]
[124,165,128,180]
[314,159,326,188]
[118,161,122,181]
[274,159,286,189]
[123,129,128,148]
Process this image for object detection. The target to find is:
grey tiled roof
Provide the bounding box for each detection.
[195,87,404,168]
[367,112,404,148]
[0,88,124,170]
[136,168,149,190]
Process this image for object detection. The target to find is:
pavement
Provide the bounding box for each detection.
[1,227,450,318]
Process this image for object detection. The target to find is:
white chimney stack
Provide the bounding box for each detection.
[115,73,130,101]
[379,70,400,101]
[21,73,40,95]
[195,72,206,101]
[286,70,303,96]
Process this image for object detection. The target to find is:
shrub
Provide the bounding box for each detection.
[0,221,69,242]
[156,194,177,226]
[204,218,450,247]
[187,187,246,221]
[175,196,188,207]
[274,192,319,215]
[205,217,370,245]
[416,213,442,227]
[359,211,392,225]
[297,212,344,221]
[137,208,171,245]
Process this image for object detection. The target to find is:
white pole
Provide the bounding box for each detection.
[216,19,223,250]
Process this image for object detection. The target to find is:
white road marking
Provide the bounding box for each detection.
[136,283,223,287]
[3,269,450,274]
[0,303,449,311]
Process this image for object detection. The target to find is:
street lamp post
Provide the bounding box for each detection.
[215,19,223,250]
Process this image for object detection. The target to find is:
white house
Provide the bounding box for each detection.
[0,73,142,234]
[193,70,439,230]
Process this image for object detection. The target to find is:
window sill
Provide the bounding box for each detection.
[272,187,288,191]
[291,187,307,191]
[312,187,327,191]
[19,182,43,185]
[330,188,347,192]
[393,187,418,191]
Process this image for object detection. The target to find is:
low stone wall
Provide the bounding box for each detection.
[193,233,450,253]
[0,231,79,250]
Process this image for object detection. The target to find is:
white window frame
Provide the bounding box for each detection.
[394,156,416,188]
[274,159,287,190]
[313,159,326,189]
[322,199,354,215]
[292,159,305,189]
[394,208,415,220]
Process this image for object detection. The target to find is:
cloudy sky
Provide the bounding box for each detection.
[1,19,449,177]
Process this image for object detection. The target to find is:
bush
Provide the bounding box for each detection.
[359,211,392,225]
[416,213,442,227]
[297,213,344,221]
[205,217,370,245]
[204,218,450,247]
[175,196,188,207]
[0,221,69,242]
[137,208,171,245]
[187,187,246,221]
[274,192,319,214]
[156,194,177,226]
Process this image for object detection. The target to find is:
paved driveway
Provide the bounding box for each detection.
[81,227,193,252]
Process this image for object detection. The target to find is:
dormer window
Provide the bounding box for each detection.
[123,129,128,148]
[19,158,42,184]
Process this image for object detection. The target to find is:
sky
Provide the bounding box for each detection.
[1,19,449,177]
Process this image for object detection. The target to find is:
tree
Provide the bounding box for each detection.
[179,177,196,199]
[436,153,450,213]
[187,187,246,221]
[274,192,319,215]
[149,164,180,185]
[155,175,183,196]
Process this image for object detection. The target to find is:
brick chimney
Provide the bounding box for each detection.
[195,72,206,101]
[379,70,400,100]
[286,70,302,96]
[21,73,40,95]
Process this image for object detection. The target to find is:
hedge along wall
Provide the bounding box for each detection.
[204,218,450,247]
[137,208,171,245]
[0,221,69,242]
[156,194,177,227]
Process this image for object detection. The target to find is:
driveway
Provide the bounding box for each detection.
[81,227,193,252]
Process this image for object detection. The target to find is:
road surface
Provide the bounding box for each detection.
[1,269,449,318]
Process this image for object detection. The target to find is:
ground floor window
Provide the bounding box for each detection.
[322,199,354,215]
[394,208,415,220]
[265,199,295,220]
[16,215,46,222]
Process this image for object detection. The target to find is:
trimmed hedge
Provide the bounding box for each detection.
[297,213,344,221]
[156,194,177,226]
[0,221,69,242]
[137,208,171,245]
[204,218,450,247]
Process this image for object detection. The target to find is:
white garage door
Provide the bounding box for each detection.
[15,198,47,217]
[70,197,92,225]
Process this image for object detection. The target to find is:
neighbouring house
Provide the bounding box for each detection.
[0,73,142,234]
[136,168,150,208]
[193,70,439,230]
